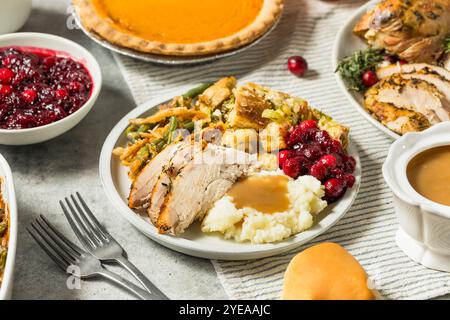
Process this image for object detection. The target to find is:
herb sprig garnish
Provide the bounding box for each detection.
[444,36,450,54]
[336,48,385,92]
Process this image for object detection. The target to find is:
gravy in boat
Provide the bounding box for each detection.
[407,146,450,206]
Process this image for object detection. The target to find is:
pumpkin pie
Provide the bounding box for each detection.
[73,0,284,56]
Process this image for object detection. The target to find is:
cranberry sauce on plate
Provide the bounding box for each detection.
[0,47,93,129]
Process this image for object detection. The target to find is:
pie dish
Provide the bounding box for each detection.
[72,0,284,56]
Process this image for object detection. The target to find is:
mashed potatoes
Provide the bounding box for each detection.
[201,173,328,244]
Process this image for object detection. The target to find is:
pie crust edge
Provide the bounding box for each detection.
[72,0,284,56]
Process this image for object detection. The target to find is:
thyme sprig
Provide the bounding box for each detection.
[336,48,385,92]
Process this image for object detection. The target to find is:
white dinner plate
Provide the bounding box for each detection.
[99,87,361,260]
[0,153,17,300]
[332,0,400,140]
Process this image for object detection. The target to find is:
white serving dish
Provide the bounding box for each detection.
[332,0,400,140]
[0,0,32,35]
[383,122,450,272]
[0,153,17,300]
[0,33,102,145]
[99,87,362,260]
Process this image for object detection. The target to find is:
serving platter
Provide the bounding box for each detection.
[332,0,401,140]
[0,153,17,300]
[99,87,361,261]
[73,11,281,66]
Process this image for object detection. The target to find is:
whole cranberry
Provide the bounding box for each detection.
[22,89,37,103]
[287,126,304,147]
[324,178,346,201]
[330,167,344,178]
[398,59,408,65]
[344,174,356,188]
[344,156,357,173]
[310,163,328,180]
[0,85,13,96]
[1,57,12,67]
[43,56,56,68]
[327,139,343,154]
[0,68,14,84]
[361,70,378,87]
[315,130,331,146]
[287,56,308,77]
[299,120,317,131]
[278,150,291,168]
[282,157,302,179]
[55,88,68,100]
[69,81,84,93]
[303,145,322,160]
[319,154,338,169]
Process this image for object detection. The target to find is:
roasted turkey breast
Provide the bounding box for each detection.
[354,0,450,63]
[129,139,258,235]
[365,74,450,134]
[156,143,257,235]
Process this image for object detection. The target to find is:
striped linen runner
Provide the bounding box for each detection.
[113,0,450,299]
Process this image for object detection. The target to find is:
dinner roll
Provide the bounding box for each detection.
[282,242,374,300]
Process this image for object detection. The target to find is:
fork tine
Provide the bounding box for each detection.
[37,215,85,258]
[76,192,110,240]
[27,225,68,271]
[70,194,106,243]
[27,221,76,266]
[60,200,96,250]
[65,197,100,246]
[30,220,78,265]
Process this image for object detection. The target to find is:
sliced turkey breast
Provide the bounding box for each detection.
[156,144,258,235]
[376,63,450,82]
[364,97,430,135]
[364,75,449,134]
[370,76,449,124]
[147,140,195,224]
[128,143,181,211]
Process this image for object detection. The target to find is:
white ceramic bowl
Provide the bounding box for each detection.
[0,33,102,145]
[383,122,450,272]
[332,0,400,140]
[0,0,32,35]
[0,153,17,300]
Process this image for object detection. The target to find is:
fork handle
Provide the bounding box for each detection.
[97,268,155,300]
[115,255,169,300]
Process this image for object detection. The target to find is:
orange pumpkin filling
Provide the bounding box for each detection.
[92,0,264,44]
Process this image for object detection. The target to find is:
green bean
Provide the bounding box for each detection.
[136,145,150,164]
[125,125,137,135]
[137,124,151,133]
[183,121,195,132]
[182,82,213,99]
[166,116,179,144]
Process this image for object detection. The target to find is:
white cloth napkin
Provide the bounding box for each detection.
[113,0,450,300]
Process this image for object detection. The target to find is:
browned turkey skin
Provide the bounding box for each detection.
[354,0,450,64]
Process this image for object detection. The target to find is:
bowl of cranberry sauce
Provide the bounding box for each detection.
[0,33,101,145]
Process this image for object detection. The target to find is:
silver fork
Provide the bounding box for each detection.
[60,192,168,300]
[27,215,154,300]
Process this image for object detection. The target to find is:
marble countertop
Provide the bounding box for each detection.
[3,0,227,300]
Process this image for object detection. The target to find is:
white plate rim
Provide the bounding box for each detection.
[99,87,361,260]
[332,0,400,140]
[0,153,17,300]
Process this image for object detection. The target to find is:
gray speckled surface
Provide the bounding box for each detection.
[3,0,227,300]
